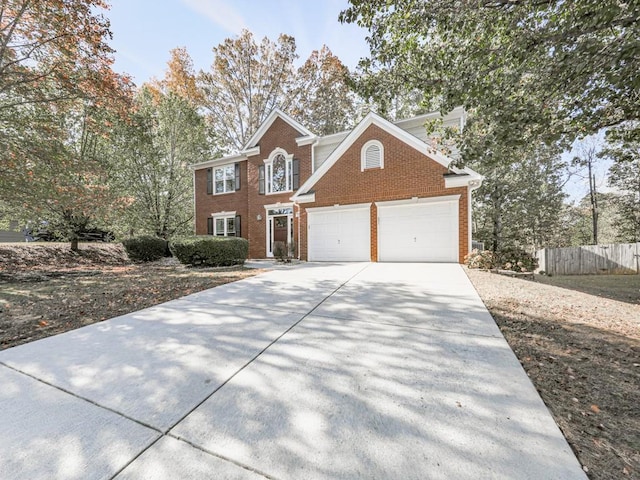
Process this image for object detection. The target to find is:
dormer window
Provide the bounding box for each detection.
[361,140,384,170]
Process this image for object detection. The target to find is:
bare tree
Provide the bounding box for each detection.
[572,138,603,244]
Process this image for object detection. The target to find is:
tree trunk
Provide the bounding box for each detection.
[70,237,79,251]
[490,184,503,252]
[588,162,598,244]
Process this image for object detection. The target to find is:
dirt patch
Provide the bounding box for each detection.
[466,268,640,480]
[0,244,261,350]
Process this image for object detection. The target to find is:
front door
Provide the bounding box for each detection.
[273,216,288,244]
[267,208,293,257]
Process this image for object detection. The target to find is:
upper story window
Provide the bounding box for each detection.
[260,149,300,195]
[269,153,291,193]
[215,164,235,193]
[206,163,240,195]
[361,140,384,171]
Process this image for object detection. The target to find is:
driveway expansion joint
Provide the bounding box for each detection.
[164,434,281,480]
[0,360,163,434]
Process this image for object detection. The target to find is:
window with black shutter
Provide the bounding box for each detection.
[235,163,241,190]
[235,215,241,237]
[292,159,300,190]
[206,168,213,195]
[207,217,213,235]
[258,165,265,195]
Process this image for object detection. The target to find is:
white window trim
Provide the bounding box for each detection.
[263,202,294,211]
[213,163,235,195]
[361,140,384,171]
[264,148,294,195]
[211,211,236,237]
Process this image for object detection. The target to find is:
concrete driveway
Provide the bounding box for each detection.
[0,263,586,479]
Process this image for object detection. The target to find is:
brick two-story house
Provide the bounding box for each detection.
[192,108,482,262]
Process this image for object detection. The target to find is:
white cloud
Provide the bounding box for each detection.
[180,0,246,34]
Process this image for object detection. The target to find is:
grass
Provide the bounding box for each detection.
[536,273,640,304]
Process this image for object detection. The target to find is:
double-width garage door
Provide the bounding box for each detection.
[307,206,370,261]
[307,197,459,262]
[378,198,459,262]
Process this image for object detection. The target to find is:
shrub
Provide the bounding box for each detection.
[465,247,538,272]
[273,241,295,263]
[122,236,167,262]
[496,247,538,272]
[273,241,287,262]
[465,249,497,269]
[170,236,248,267]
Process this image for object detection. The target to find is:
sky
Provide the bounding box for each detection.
[105,1,606,203]
[107,0,370,85]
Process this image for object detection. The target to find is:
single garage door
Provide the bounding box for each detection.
[378,197,459,262]
[307,205,370,261]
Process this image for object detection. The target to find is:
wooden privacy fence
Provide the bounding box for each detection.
[537,243,640,275]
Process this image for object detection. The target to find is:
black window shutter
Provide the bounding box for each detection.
[235,215,241,237]
[234,163,241,191]
[206,168,213,195]
[258,165,265,195]
[207,217,213,235]
[292,159,300,190]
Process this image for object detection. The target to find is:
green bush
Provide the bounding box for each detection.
[170,236,248,267]
[122,236,167,262]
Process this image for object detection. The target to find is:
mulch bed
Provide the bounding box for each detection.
[0,244,260,350]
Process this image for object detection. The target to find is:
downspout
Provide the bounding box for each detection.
[296,202,301,260]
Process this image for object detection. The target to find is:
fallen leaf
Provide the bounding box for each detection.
[590,404,600,413]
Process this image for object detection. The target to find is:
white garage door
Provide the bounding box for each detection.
[307,205,370,261]
[378,197,459,262]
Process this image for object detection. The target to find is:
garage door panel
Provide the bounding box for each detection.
[308,207,370,262]
[378,200,458,263]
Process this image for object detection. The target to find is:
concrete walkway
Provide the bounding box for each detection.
[0,263,586,479]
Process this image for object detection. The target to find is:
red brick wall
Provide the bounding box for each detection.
[247,117,312,258]
[297,124,469,262]
[194,116,312,258]
[194,161,248,237]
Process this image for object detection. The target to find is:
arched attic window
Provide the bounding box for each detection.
[361,140,384,171]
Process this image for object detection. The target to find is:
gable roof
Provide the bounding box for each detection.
[292,111,477,200]
[242,108,316,150]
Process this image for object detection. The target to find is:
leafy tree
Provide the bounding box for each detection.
[290,46,358,135]
[0,0,119,112]
[197,32,363,149]
[602,124,640,242]
[566,192,619,246]
[110,86,210,239]
[1,0,133,250]
[148,47,202,106]
[198,30,298,151]
[340,0,640,157]
[4,98,128,250]
[472,143,567,252]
